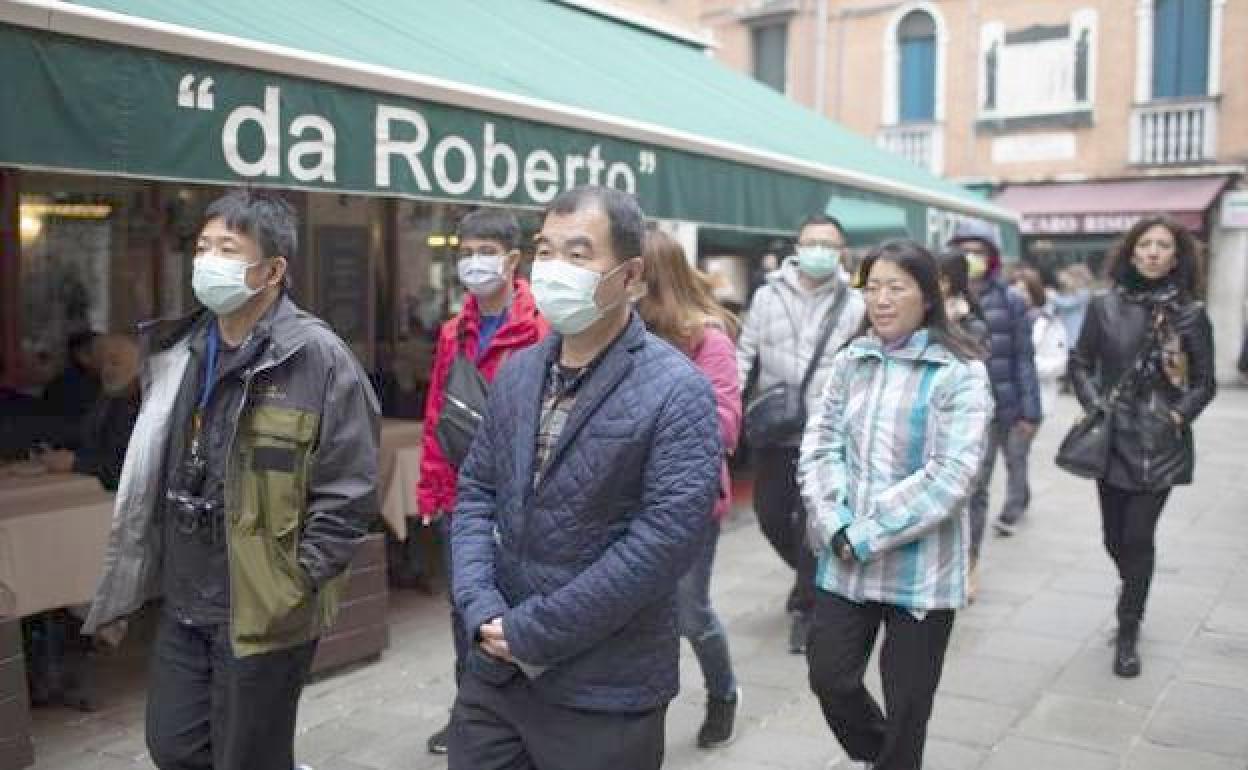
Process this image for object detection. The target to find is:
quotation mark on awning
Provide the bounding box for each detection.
[177,74,215,111]
[638,151,658,175]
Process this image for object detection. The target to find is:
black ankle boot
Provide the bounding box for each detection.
[1114,622,1141,678]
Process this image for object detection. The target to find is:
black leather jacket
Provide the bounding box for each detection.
[1069,286,1216,491]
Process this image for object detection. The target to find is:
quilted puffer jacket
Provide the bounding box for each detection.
[978,277,1043,424]
[452,313,722,712]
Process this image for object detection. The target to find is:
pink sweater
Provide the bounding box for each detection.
[690,325,742,522]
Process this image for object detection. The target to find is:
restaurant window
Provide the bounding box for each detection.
[751,22,788,93]
[16,176,159,394]
[1152,0,1211,99]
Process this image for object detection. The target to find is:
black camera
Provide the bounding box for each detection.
[166,453,222,544]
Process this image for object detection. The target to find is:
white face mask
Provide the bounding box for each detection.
[530,259,627,335]
[192,255,266,315]
[457,254,507,297]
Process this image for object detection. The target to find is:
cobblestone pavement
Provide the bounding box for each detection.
[28,390,1248,770]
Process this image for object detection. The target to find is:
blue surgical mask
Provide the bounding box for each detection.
[530,259,626,335]
[457,254,507,297]
[192,255,265,315]
[797,246,841,279]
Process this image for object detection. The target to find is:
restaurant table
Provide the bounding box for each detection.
[379,419,423,540]
[0,472,115,620]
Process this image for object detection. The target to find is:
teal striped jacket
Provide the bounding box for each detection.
[799,330,992,613]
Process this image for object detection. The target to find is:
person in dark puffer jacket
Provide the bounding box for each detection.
[449,186,722,770]
[948,221,1042,566]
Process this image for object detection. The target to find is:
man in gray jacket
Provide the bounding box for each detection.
[737,214,864,654]
[84,189,379,770]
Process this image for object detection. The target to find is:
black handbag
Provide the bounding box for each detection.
[1056,333,1155,480]
[434,323,491,466]
[744,286,848,448]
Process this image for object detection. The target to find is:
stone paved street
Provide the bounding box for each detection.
[27,389,1248,769]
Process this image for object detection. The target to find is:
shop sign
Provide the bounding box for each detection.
[0,23,1012,241]
[1021,211,1202,235]
[1220,191,1248,229]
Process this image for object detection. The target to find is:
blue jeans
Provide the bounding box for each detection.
[677,523,737,700]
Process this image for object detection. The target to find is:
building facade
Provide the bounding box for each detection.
[639,0,1247,381]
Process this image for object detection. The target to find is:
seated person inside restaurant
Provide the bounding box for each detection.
[37,334,141,491]
[40,330,101,422]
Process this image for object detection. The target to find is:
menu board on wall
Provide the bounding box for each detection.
[315,225,369,343]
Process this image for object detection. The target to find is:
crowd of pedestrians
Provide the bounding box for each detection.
[64,183,1221,770]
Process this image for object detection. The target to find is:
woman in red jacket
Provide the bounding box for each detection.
[638,230,742,749]
[419,208,549,754]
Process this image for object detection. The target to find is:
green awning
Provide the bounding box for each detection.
[0,0,1017,243]
[825,197,912,248]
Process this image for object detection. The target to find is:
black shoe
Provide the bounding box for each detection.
[1113,624,1141,678]
[427,723,450,755]
[788,612,810,655]
[993,519,1017,537]
[697,688,741,749]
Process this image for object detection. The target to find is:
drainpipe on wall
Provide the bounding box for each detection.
[814,0,829,114]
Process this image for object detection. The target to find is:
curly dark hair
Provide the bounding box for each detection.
[1104,216,1204,298]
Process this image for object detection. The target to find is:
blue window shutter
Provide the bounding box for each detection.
[900,37,935,122]
[1177,0,1210,97]
[1153,0,1181,98]
[1153,0,1210,99]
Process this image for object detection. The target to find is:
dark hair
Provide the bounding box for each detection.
[203,188,298,260]
[1104,215,1204,298]
[858,240,984,361]
[797,214,846,243]
[458,208,521,250]
[67,330,97,358]
[545,185,644,261]
[936,251,984,317]
[1014,266,1048,309]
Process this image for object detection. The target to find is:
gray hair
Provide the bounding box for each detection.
[203,188,298,260]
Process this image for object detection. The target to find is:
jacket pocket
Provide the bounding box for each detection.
[232,407,320,642]
[237,407,319,542]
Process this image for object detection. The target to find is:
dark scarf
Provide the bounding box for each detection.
[1118,269,1187,391]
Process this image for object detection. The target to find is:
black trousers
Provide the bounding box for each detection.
[1097,482,1171,626]
[146,615,317,770]
[807,591,955,770]
[449,666,667,770]
[753,446,817,615]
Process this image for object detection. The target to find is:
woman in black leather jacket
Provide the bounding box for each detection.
[1069,216,1215,679]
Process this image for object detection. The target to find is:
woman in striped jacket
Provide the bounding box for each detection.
[798,240,992,770]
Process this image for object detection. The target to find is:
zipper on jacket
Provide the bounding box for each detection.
[444,393,483,421]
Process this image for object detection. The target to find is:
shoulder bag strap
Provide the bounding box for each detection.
[798,284,851,400]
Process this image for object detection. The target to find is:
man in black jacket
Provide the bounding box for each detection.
[949,221,1042,582]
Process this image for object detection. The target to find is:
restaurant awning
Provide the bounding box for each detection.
[0,0,1017,242]
[996,176,1231,236]
[825,197,912,248]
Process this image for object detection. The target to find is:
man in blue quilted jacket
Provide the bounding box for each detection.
[448,185,723,769]
[949,220,1042,591]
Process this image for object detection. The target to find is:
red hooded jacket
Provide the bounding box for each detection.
[416,279,549,520]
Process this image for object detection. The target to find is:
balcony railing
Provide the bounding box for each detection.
[877,123,944,175]
[1130,98,1218,166]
